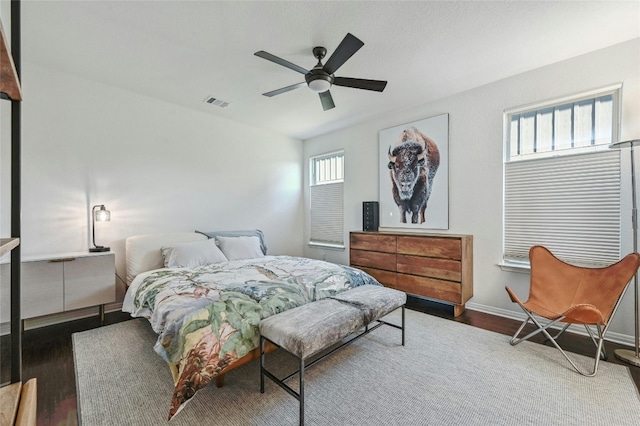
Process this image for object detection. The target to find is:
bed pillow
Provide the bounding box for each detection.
[195,229,267,255]
[161,238,228,268]
[216,236,265,261]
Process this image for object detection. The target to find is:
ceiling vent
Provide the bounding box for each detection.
[204,96,230,108]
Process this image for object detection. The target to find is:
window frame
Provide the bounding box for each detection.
[504,84,621,162]
[502,85,623,270]
[309,150,345,249]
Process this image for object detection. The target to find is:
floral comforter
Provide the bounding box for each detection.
[122,255,379,419]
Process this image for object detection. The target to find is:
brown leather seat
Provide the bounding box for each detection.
[506,245,640,376]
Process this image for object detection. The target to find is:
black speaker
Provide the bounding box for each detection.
[363,201,379,231]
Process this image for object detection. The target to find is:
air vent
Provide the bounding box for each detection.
[204,96,230,108]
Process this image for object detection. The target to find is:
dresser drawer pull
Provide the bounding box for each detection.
[49,258,76,263]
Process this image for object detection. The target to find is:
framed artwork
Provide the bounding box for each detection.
[378,113,449,229]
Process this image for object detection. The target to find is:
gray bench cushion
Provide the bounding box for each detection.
[330,285,407,323]
[259,285,406,359]
[260,298,364,359]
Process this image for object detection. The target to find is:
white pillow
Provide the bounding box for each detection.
[217,236,265,261]
[161,238,228,268]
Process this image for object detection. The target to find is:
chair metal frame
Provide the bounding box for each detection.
[507,245,640,377]
[509,293,628,377]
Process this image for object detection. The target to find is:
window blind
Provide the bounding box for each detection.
[504,149,621,267]
[310,182,344,246]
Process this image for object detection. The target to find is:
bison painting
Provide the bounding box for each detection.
[387,127,440,224]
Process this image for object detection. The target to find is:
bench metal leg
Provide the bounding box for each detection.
[260,304,406,425]
[299,357,305,426]
[402,305,405,346]
[376,304,406,346]
[260,335,265,394]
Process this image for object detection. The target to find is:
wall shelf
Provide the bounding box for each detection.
[0,21,22,101]
[0,238,20,258]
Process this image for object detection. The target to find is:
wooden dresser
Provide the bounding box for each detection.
[350,231,473,316]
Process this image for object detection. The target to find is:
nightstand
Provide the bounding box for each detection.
[0,251,115,323]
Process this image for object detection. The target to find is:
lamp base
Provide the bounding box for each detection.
[89,246,110,253]
[614,348,640,367]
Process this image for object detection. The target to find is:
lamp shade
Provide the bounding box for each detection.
[95,205,111,222]
[308,78,331,93]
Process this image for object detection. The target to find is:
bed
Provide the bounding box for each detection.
[121,230,382,420]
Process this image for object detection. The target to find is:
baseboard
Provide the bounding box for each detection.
[2,299,635,349]
[0,302,125,336]
[466,301,635,348]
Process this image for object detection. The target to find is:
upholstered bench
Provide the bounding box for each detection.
[259,285,406,426]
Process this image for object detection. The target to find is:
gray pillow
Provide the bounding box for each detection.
[161,238,229,268]
[217,236,265,261]
[195,229,267,254]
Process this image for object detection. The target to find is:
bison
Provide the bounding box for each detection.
[387,127,440,224]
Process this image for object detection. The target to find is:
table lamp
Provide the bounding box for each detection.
[90,204,111,252]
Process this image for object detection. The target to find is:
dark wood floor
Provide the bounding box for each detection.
[3,297,640,426]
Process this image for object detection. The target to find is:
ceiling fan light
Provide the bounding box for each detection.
[308,78,331,93]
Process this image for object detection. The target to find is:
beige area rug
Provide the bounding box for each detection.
[73,309,640,425]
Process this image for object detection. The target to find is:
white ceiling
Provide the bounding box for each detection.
[21,1,640,140]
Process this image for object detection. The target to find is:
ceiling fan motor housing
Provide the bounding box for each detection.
[305,46,333,92]
[305,69,333,93]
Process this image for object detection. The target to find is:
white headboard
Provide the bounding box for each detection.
[125,232,207,285]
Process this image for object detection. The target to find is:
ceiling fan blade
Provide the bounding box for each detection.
[323,33,364,75]
[333,77,387,92]
[262,82,307,97]
[254,51,309,74]
[319,90,335,111]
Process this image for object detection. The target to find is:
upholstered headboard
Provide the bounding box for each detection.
[125,232,206,285]
[125,229,268,285]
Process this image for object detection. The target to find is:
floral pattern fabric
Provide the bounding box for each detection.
[122,255,379,419]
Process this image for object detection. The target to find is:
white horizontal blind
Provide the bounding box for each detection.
[310,183,344,246]
[504,150,621,267]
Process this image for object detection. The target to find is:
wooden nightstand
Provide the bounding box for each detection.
[0,251,115,323]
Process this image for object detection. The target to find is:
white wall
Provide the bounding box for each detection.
[8,62,304,293]
[303,39,640,343]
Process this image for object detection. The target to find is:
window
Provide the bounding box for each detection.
[508,91,616,161]
[309,151,344,248]
[503,86,621,268]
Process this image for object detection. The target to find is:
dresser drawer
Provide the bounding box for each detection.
[350,249,396,272]
[357,266,397,289]
[397,254,461,281]
[396,273,462,304]
[0,261,65,321]
[397,236,462,260]
[64,254,115,310]
[350,233,397,253]
[22,260,65,318]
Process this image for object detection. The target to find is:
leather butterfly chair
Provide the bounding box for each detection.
[505,245,640,377]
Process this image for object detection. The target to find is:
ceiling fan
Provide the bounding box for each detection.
[254,33,387,111]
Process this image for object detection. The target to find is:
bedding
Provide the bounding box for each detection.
[122,254,380,419]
